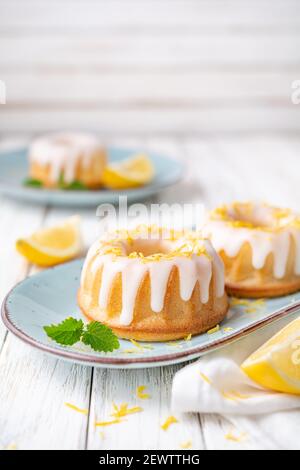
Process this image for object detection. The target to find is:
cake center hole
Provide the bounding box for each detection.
[228,204,276,228]
[127,238,174,256]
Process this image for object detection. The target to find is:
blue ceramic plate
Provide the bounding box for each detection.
[2,260,300,369]
[0,147,183,207]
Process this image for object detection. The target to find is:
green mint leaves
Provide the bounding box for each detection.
[23,177,88,190]
[82,322,120,352]
[23,178,43,188]
[44,318,84,346]
[44,317,120,352]
[63,181,88,191]
[58,173,88,190]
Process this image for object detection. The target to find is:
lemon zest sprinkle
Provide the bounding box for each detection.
[180,440,192,449]
[101,226,210,261]
[230,298,251,307]
[65,402,88,415]
[225,431,248,443]
[184,334,192,341]
[231,298,265,309]
[161,415,178,431]
[167,341,183,348]
[111,402,143,419]
[130,339,153,351]
[136,385,151,400]
[95,419,125,427]
[223,327,234,332]
[221,391,239,402]
[207,325,220,335]
[122,348,141,354]
[199,372,212,385]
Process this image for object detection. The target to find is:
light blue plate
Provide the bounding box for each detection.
[0,147,184,207]
[2,260,300,369]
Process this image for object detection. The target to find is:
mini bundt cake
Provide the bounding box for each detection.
[78,226,229,341]
[29,132,107,189]
[204,202,300,298]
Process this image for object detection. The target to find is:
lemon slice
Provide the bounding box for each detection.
[241,317,300,394]
[16,216,82,267]
[102,154,155,189]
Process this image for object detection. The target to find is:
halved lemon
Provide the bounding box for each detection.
[102,154,155,189]
[16,216,82,267]
[241,317,300,394]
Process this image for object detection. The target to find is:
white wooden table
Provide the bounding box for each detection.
[0,134,300,450]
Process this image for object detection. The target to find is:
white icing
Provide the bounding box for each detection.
[292,229,300,275]
[204,205,300,279]
[81,235,225,326]
[29,132,104,183]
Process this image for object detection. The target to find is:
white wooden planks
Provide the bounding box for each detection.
[0,0,299,133]
[1,1,299,31]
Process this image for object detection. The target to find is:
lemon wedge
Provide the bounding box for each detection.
[102,154,155,189]
[16,216,82,267]
[241,317,300,394]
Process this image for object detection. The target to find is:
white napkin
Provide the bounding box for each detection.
[172,313,300,449]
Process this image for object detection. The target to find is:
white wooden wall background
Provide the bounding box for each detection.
[0,0,300,135]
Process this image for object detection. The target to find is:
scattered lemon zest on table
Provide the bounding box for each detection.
[224,430,248,443]
[180,440,192,449]
[111,402,143,419]
[184,334,192,341]
[65,402,88,415]
[136,385,151,400]
[223,327,234,333]
[207,325,220,335]
[199,372,213,385]
[161,415,178,431]
[95,418,125,427]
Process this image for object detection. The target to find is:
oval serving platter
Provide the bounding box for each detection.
[2,259,300,369]
[0,146,184,207]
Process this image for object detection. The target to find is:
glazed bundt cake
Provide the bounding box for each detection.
[29,132,107,189]
[78,226,229,341]
[204,202,300,298]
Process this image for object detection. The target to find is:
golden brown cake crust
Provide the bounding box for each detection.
[78,265,229,342]
[30,152,107,189]
[226,278,300,299]
[206,203,300,299]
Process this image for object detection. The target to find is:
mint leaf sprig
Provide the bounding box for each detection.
[44,317,120,352]
[58,173,88,191]
[23,178,44,188]
[23,177,88,190]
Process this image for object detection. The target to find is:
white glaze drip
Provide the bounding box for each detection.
[204,239,225,297]
[29,132,104,183]
[205,215,300,280]
[82,236,225,326]
[292,229,300,275]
